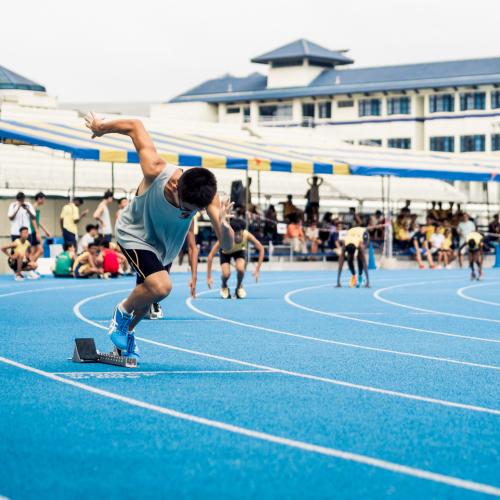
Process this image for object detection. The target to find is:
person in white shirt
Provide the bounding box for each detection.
[457,214,476,247]
[77,224,99,254]
[429,230,444,255]
[93,190,114,242]
[8,192,36,240]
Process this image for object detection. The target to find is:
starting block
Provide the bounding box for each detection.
[72,338,137,368]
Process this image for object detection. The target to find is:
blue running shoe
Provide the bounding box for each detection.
[123,333,140,359]
[108,303,133,350]
[356,275,363,288]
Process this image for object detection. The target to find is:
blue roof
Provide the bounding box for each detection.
[0,65,46,92]
[170,56,500,104]
[251,39,353,66]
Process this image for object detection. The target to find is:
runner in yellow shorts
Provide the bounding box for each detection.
[336,226,370,288]
[458,231,484,281]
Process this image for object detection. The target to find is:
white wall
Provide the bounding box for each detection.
[267,60,324,88]
[150,101,218,122]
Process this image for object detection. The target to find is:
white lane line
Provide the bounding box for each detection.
[457,281,500,307]
[284,283,500,345]
[190,290,500,370]
[374,280,500,324]
[74,289,500,415]
[1,356,499,497]
[53,369,275,375]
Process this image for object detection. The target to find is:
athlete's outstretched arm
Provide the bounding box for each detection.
[247,232,264,281]
[206,195,234,252]
[84,112,164,185]
[186,223,199,298]
[206,241,221,288]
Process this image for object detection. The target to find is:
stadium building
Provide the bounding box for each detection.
[153,39,500,155]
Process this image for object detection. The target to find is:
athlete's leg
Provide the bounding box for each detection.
[357,245,370,287]
[123,270,172,330]
[221,263,231,288]
[235,258,245,289]
[336,248,345,287]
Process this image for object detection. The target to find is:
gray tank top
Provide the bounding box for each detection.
[116,164,194,265]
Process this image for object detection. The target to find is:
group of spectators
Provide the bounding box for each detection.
[393,201,499,268]
[3,190,131,281]
[3,186,499,278]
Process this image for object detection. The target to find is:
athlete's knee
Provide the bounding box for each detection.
[146,277,172,299]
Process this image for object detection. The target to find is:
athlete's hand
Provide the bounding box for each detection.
[219,198,234,226]
[84,111,105,139]
[252,270,260,282]
[189,277,197,298]
[207,276,214,289]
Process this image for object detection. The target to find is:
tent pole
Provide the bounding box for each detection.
[257,170,261,210]
[245,167,249,229]
[72,158,76,198]
[111,162,115,193]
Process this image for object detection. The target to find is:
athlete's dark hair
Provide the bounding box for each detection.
[19,226,29,233]
[230,218,246,232]
[178,168,217,209]
[468,239,477,250]
[85,224,97,233]
[103,190,114,199]
[63,243,75,251]
[34,192,46,200]
[88,241,99,249]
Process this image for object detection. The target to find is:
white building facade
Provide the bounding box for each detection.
[154,39,500,156]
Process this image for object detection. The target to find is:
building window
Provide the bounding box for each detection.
[243,106,250,123]
[318,101,331,119]
[492,91,500,109]
[430,136,455,152]
[226,106,240,114]
[337,100,354,108]
[387,97,410,115]
[258,103,293,122]
[460,92,486,111]
[429,94,455,113]
[460,135,485,152]
[359,99,381,117]
[388,138,411,149]
[359,139,382,147]
[492,134,500,151]
[271,59,304,68]
[302,103,315,118]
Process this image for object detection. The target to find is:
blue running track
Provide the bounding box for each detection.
[1,269,499,499]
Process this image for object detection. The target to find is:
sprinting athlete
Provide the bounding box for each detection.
[206,218,264,298]
[84,113,234,360]
[458,231,484,280]
[336,226,370,288]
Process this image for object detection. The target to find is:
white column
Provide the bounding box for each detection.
[250,101,259,127]
[292,98,302,124]
[218,103,226,123]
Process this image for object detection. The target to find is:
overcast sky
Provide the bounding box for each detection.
[2,0,499,103]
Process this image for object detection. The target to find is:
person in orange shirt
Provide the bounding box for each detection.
[284,214,307,253]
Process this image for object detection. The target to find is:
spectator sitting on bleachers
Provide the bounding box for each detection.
[488,214,500,242]
[284,214,307,253]
[53,243,76,277]
[305,220,321,254]
[2,226,39,281]
[410,225,435,269]
[437,227,455,269]
[343,207,362,228]
[78,224,99,254]
[393,214,411,250]
[429,223,445,259]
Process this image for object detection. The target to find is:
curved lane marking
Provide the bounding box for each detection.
[73,288,500,415]
[457,281,500,307]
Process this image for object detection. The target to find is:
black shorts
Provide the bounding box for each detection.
[220,249,245,265]
[29,232,41,246]
[62,228,77,246]
[8,258,29,271]
[119,244,172,284]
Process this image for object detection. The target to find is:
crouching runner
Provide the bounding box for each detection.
[206,218,264,299]
[84,113,234,361]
